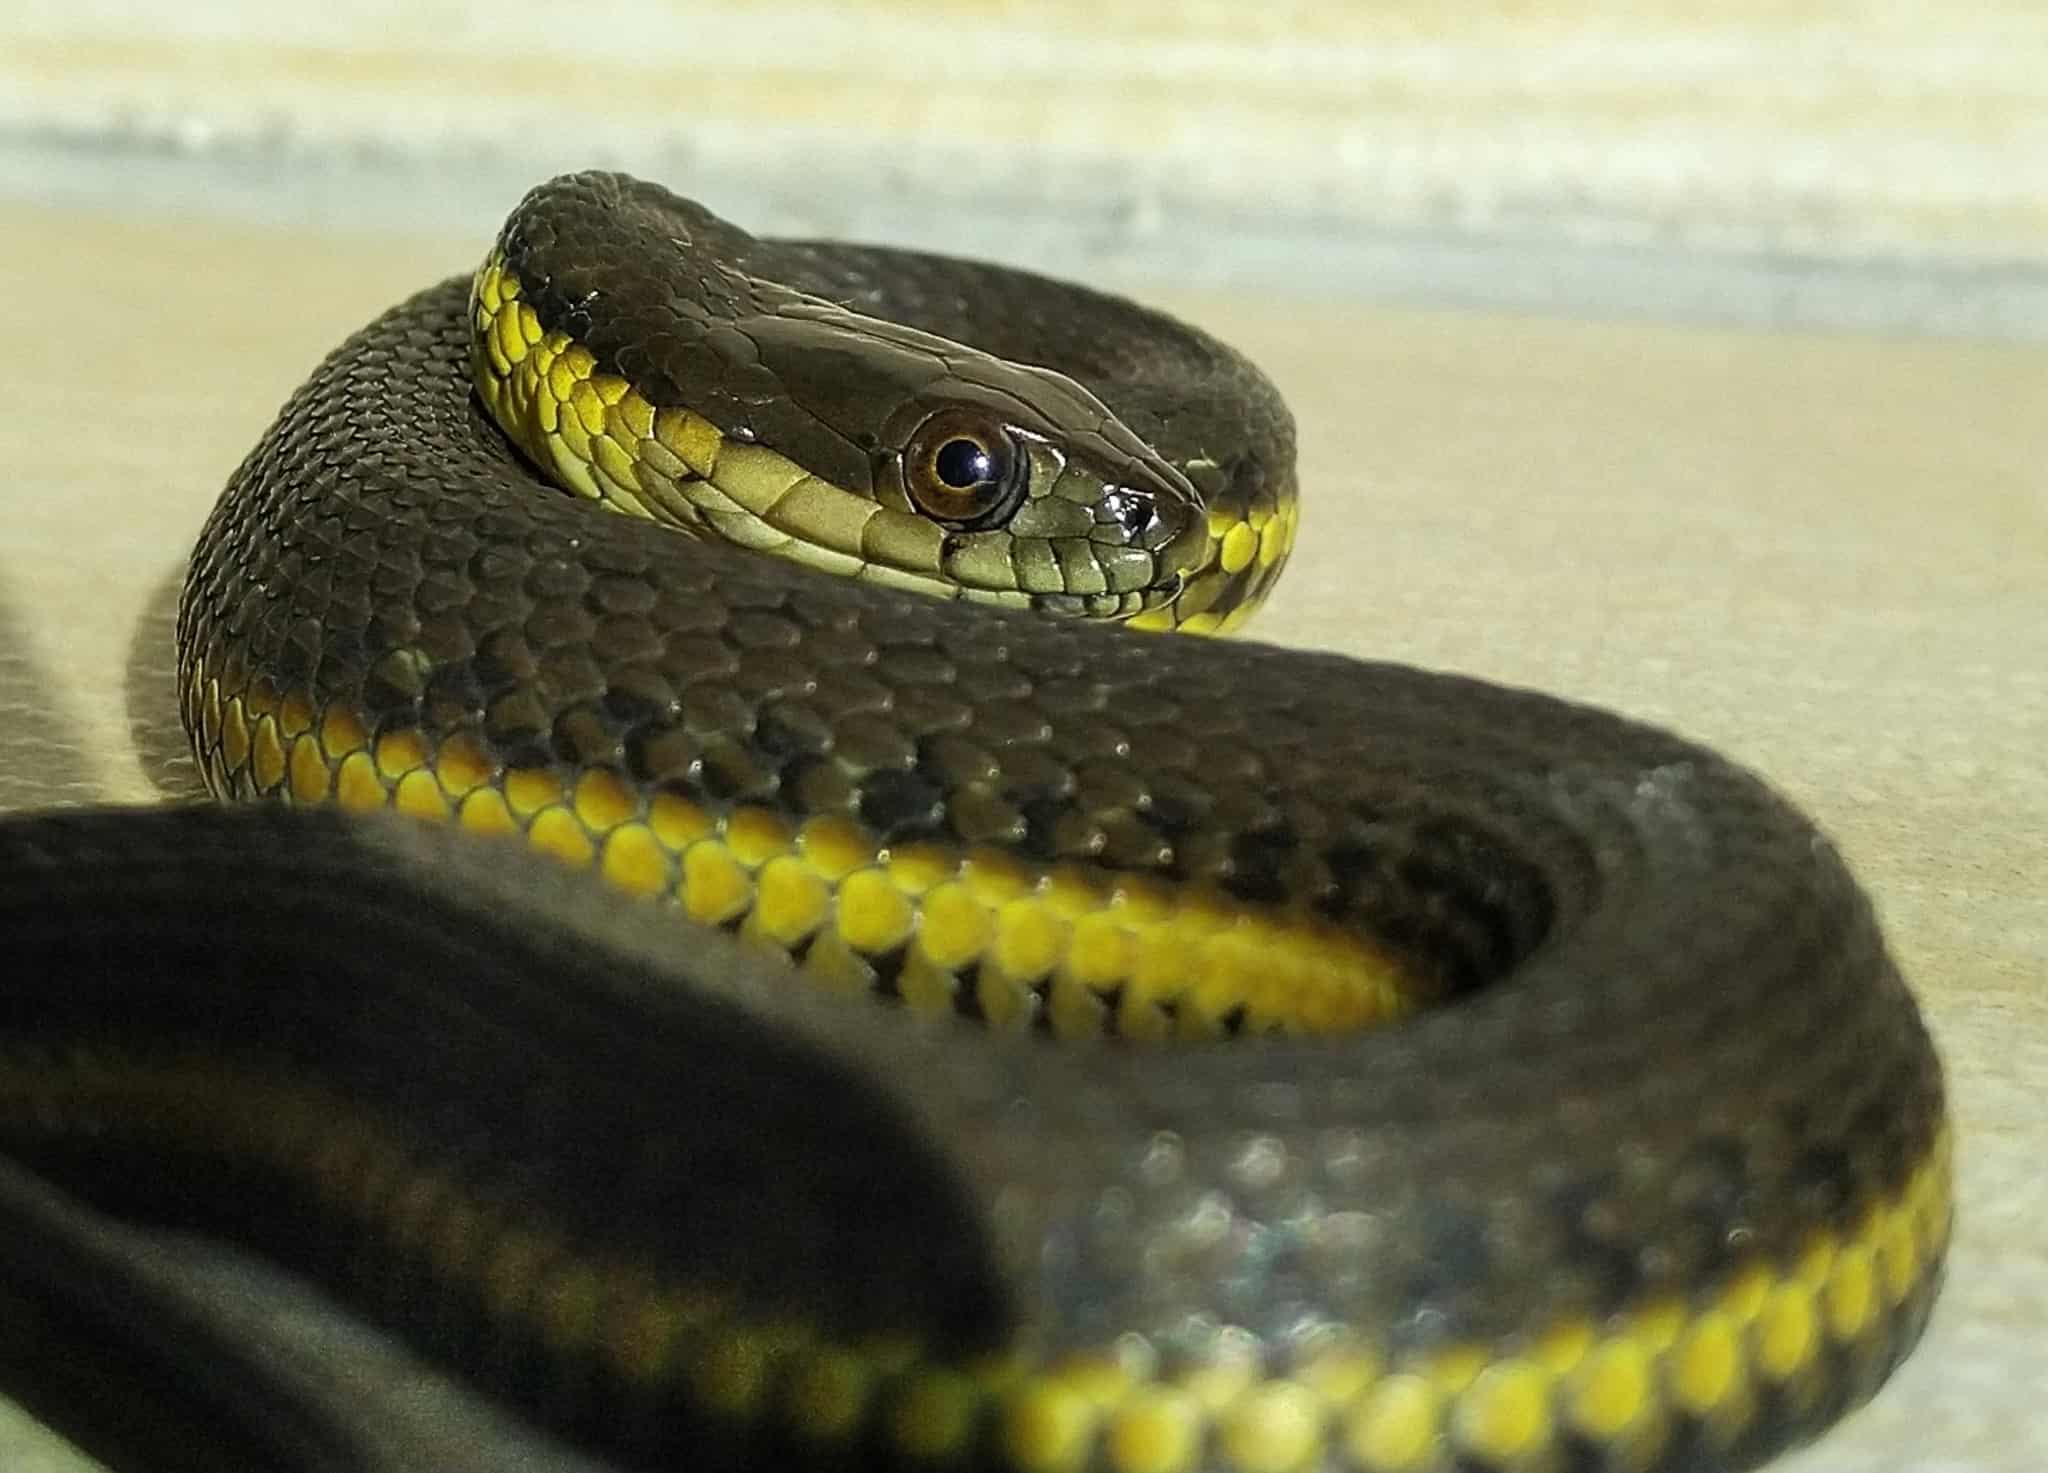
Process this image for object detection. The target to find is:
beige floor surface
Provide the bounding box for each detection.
[0,201,2042,1470]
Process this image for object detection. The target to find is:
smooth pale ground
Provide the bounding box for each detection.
[0,202,2041,1471]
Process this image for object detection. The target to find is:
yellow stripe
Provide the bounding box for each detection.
[469,254,1296,634]
[175,650,1956,1473]
[142,247,1948,1473]
[0,1042,1953,1473]
[189,681,1425,1042]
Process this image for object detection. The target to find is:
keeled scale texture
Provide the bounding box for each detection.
[150,174,1950,1472]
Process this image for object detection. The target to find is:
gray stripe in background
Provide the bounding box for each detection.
[5,126,2045,344]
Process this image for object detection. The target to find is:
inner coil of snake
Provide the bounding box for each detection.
[0,171,1947,1473]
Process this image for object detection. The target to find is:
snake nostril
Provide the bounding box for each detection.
[1101,488,1160,544]
[1121,498,1156,542]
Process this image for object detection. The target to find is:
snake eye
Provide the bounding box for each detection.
[904,409,1028,529]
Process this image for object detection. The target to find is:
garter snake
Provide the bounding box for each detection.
[0,172,1947,1473]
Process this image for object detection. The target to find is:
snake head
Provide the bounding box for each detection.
[477,178,1224,625]
[738,303,1210,622]
[877,386,1210,621]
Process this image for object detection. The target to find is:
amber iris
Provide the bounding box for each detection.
[902,408,1029,528]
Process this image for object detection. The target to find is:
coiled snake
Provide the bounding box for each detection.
[0,172,1948,1473]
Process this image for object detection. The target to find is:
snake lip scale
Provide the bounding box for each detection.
[0,172,1947,1473]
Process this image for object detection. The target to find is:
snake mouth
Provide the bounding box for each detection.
[1014,471,1206,623]
[469,250,1211,625]
[1044,447,1213,620]
[1024,572,1184,621]
[1151,485,1213,585]
[996,518,1200,621]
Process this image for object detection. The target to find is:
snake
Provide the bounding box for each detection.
[0,171,1948,1473]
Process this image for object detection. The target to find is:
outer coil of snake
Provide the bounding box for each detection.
[0,172,1947,1473]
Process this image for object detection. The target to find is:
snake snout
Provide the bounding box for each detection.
[1077,461,1201,611]
[1139,471,1213,587]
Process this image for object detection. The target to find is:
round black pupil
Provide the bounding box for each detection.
[934,438,995,490]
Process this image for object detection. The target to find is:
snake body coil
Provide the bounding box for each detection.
[0,173,1947,1473]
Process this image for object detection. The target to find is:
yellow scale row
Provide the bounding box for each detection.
[1129,497,1300,638]
[180,658,1955,1471]
[190,664,1416,1042]
[988,1122,1947,1473]
[169,258,1945,1473]
[472,256,1039,609]
[474,253,1295,636]
[6,1037,1952,1473]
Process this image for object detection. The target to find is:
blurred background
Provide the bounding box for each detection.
[7,0,2046,334]
[3,4,2044,1472]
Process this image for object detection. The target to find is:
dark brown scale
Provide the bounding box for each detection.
[0,172,1947,1473]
